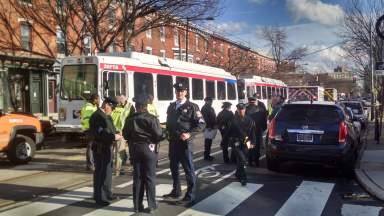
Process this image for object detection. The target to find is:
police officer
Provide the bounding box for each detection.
[89,97,122,206]
[80,93,99,171]
[147,94,159,118]
[122,94,164,213]
[216,102,235,163]
[245,96,267,167]
[224,103,256,186]
[163,82,206,206]
[201,97,217,161]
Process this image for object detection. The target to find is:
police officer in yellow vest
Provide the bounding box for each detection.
[80,94,99,171]
[147,95,159,118]
[111,94,135,176]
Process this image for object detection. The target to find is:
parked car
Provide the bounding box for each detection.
[339,101,368,131]
[266,101,360,176]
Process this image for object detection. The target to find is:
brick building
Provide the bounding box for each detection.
[0,0,276,116]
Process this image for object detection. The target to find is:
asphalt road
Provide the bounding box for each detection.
[0,134,383,216]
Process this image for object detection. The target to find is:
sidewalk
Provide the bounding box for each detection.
[355,121,384,202]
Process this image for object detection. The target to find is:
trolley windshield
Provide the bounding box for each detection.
[60,64,98,100]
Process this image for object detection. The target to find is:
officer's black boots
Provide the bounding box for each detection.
[163,191,181,199]
[204,139,214,161]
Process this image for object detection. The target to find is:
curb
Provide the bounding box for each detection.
[355,169,384,202]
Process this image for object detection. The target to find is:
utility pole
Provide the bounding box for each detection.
[370,25,375,121]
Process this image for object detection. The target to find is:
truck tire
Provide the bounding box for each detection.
[7,135,36,164]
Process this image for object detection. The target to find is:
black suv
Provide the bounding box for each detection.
[266,101,359,176]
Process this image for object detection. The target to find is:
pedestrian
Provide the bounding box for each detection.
[201,96,217,161]
[89,97,122,206]
[80,93,99,171]
[111,94,134,176]
[163,82,206,206]
[269,95,285,121]
[246,96,267,167]
[224,103,256,186]
[122,94,164,213]
[216,102,235,163]
[147,94,159,118]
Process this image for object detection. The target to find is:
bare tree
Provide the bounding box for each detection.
[260,26,307,73]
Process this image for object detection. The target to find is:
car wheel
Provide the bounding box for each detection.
[7,135,36,164]
[341,152,357,178]
[266,153,280,171]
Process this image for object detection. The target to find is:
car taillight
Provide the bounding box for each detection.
[269,118,276,139]
[339,121,347,144]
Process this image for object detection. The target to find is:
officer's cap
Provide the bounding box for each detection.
[103,97,118,108]
[204,96,213,101]
[173,82,188,91]
[133,94,149,105]
[248,96,256,102]
[222,102,232,108]
[236,103,247,109]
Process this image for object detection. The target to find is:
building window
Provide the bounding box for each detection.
[227,82,237,100]
[192,78,203,100]
[56,29,65,54]
[217,81,226,100]
[108,41,116,53]
[160,50,166,58]
[220,44,224,53]
[134,72,153,98]
[157,75,173,100]
[204,40,208,52]
[146,46,152,55]
[205,80,215,99]
[195,35,199,51]
[174,29,179,47]
[21,23,31,51]
[146,28,152,38]
[160,26,165,42]
[108,7,115,25]
[83,35,91,55]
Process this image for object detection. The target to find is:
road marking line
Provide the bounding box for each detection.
[115,150,222,188]
[275,181,334,216]
[341,204,382,216]
[212,170,236,184]
[85,184,186,216]
[157,145,221,166]
[0,187,93,216]
[177,182,263,216]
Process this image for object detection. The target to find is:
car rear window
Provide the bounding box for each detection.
[342,102,363,114]
[276,105,342,123]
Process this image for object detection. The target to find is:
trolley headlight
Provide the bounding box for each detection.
[59,107,66,121]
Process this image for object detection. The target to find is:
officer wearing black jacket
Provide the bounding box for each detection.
[245,96,267,167]
[163,82,206,206]
[89,98,122,206]
[216,102,235,163]
[201,97,217,161]
[122,94,164,214]
[224,103,256,186]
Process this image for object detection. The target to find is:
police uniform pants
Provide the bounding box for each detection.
[93,147,113,202]
[220,129,236,163]
[233,145,247,181]
[248,128,262,165]
[169,140,196,200]
[132,144,157,210]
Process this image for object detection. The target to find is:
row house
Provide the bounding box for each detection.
[0,0,276,117]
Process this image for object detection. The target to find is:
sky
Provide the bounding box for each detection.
[203,0,348,73]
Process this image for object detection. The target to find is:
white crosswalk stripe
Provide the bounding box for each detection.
[275,181,335,216]
[0,187,93,216]
[177,182,263,216]
[341,204,383,216]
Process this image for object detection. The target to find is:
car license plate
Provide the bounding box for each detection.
[297,133,313,143]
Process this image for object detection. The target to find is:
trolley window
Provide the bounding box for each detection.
[192,78,204,100]
[134,72,153,98]
[246,86,255,98]
[237,80,245,100]
[227,82,237,100]
[61,64,97,100]
[157,75,173,100]
[256,86,261,97]
[262,86,267,99]
[217,81,226,100]
[205,80,215,99]
[103,72,127,97]
[267,86,272,99]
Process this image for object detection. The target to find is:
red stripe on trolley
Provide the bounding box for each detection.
[100,63,226,81]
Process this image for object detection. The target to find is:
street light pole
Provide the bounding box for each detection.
[185,18,189,62]
[370,25,375,120]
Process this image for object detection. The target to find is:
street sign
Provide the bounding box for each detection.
[375,62,384,76]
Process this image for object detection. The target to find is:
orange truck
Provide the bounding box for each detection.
[0,112,43,164]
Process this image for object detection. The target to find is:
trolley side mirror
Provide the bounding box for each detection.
[103,80,109,91]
